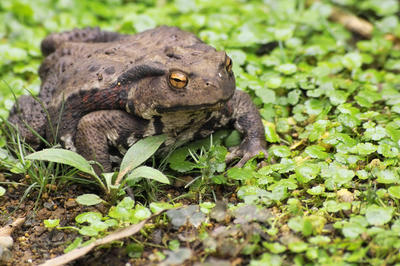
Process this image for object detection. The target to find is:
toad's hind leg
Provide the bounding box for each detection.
[41,27,128,56]
[75,110,149,173]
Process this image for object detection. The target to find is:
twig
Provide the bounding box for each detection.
[329,6,373,38]
[0,217,26,237]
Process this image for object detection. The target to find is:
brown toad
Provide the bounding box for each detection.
[9,26,267,171]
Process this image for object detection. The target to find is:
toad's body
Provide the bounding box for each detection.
[9,26,267,171]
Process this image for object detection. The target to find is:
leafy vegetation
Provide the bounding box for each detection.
[26,135,169,201]
[2,0,400,264]
[44,196,175,253]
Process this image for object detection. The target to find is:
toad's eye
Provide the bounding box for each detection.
[169,71,188,89]
[225,56,233,73]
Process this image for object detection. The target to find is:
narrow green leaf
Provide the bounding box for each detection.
[126,166,170,184]
[120,135,167,172]
[26,148,97,177]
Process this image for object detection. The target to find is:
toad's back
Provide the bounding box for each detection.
[39,26,205,106]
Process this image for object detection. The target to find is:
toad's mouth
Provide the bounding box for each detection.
[155,100,227,114]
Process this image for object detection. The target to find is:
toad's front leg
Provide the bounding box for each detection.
[75,110,148,172]
[225,90,268,166]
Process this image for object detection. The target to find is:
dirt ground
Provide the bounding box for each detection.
[0,174,250,266]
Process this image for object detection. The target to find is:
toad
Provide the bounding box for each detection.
[9,26,267,171]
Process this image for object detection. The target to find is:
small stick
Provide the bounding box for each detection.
[329,6,374,38]
[0,217,26,237]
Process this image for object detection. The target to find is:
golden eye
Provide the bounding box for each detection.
[225,56,233,73]
[169,71,188,89]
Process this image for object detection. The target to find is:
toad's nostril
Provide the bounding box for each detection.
[203,79,214,87]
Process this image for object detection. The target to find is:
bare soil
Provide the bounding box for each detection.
[1,175,245,266]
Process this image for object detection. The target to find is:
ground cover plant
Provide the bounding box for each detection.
[2,0,400,265]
